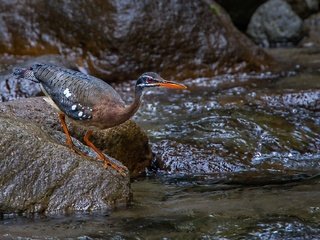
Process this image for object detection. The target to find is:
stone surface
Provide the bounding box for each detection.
[247,0,303,47]
[0,0,273,81]
[0,97,152,178]
[73,121,153,178]
[0,55,79,102]
[0,114,130,214]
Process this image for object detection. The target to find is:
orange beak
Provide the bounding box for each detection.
[158,80,187,89]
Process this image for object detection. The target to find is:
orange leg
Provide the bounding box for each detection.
[83,130,128,176]
[58,113,86,156]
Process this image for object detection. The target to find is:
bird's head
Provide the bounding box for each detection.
[136,72,187,91]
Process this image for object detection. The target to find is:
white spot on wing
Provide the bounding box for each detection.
[63,88,72,98]
[78,111,83,117]
[71,104,77,110]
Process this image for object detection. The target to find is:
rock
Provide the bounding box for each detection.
[247,0,303,47]
[0,97,152,178]
[215,0,268,31]
[0,0,274,81]
[299,12,320,47]
[0,55,79,102]
[0,114,130,214]
[285,0,319,19]
[0,72,41,102]
[73,121,153,178]
[152,141,243,174]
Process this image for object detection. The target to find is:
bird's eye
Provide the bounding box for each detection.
[146,77,153,83]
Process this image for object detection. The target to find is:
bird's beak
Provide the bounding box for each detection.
[157,80,187,89]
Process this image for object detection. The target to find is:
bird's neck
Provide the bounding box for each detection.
[121,86,143,120]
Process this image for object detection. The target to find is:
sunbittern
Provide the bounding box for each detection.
[13,63,187,176]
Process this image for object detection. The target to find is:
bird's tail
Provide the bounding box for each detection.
[12,67,38,83]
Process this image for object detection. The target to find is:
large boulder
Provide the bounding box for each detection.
[0,97,152,178]
[0,0,273,81]
[0,114,130,214]
[247,0,303,47]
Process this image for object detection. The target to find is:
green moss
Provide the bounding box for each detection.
[209,4,221,16]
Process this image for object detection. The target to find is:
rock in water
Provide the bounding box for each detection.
[0,97,152,178]
[247,0,303,47]
[0,97,152,214]
[0,114,130,214]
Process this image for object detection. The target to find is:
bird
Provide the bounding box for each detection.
[13,63,187,176]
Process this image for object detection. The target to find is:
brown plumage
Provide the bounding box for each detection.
[13,63,187,176]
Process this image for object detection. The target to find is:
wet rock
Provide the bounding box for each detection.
[0,114,130,214]
[299,12,320,47]
[0,72,41,102]
[0,97,152,178]
[247,0,303,47]
[215,0,268,31]
[73,121,153,178]
[152,141,244,174]
[0,0,273,81]
[0,55,79,102]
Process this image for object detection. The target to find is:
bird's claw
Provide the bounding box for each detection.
[66,142,88,158]
[103,161,128,177]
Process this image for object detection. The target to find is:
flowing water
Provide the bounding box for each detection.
[1,57,320,239]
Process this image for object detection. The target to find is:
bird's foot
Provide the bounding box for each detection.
[102,157,128,177]
[83,130,128,177]
[70,145,88,158]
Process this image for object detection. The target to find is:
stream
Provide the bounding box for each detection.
[1,49,320,239]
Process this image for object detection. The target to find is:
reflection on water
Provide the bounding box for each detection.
[1,175,320,239]
[1,71,320,239]
[131,72,320,174]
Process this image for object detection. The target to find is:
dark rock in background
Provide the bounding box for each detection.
[0,72,41,102]
[215,0,268,31]
[0,97,152,178]
[247,0,303,47]
[0,0,273,81]
[0,55,79,102]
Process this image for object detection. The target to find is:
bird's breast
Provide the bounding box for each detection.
[87,99,128,129]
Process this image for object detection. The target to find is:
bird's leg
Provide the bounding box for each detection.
[83,130,127,176]
[58,113,86,156]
